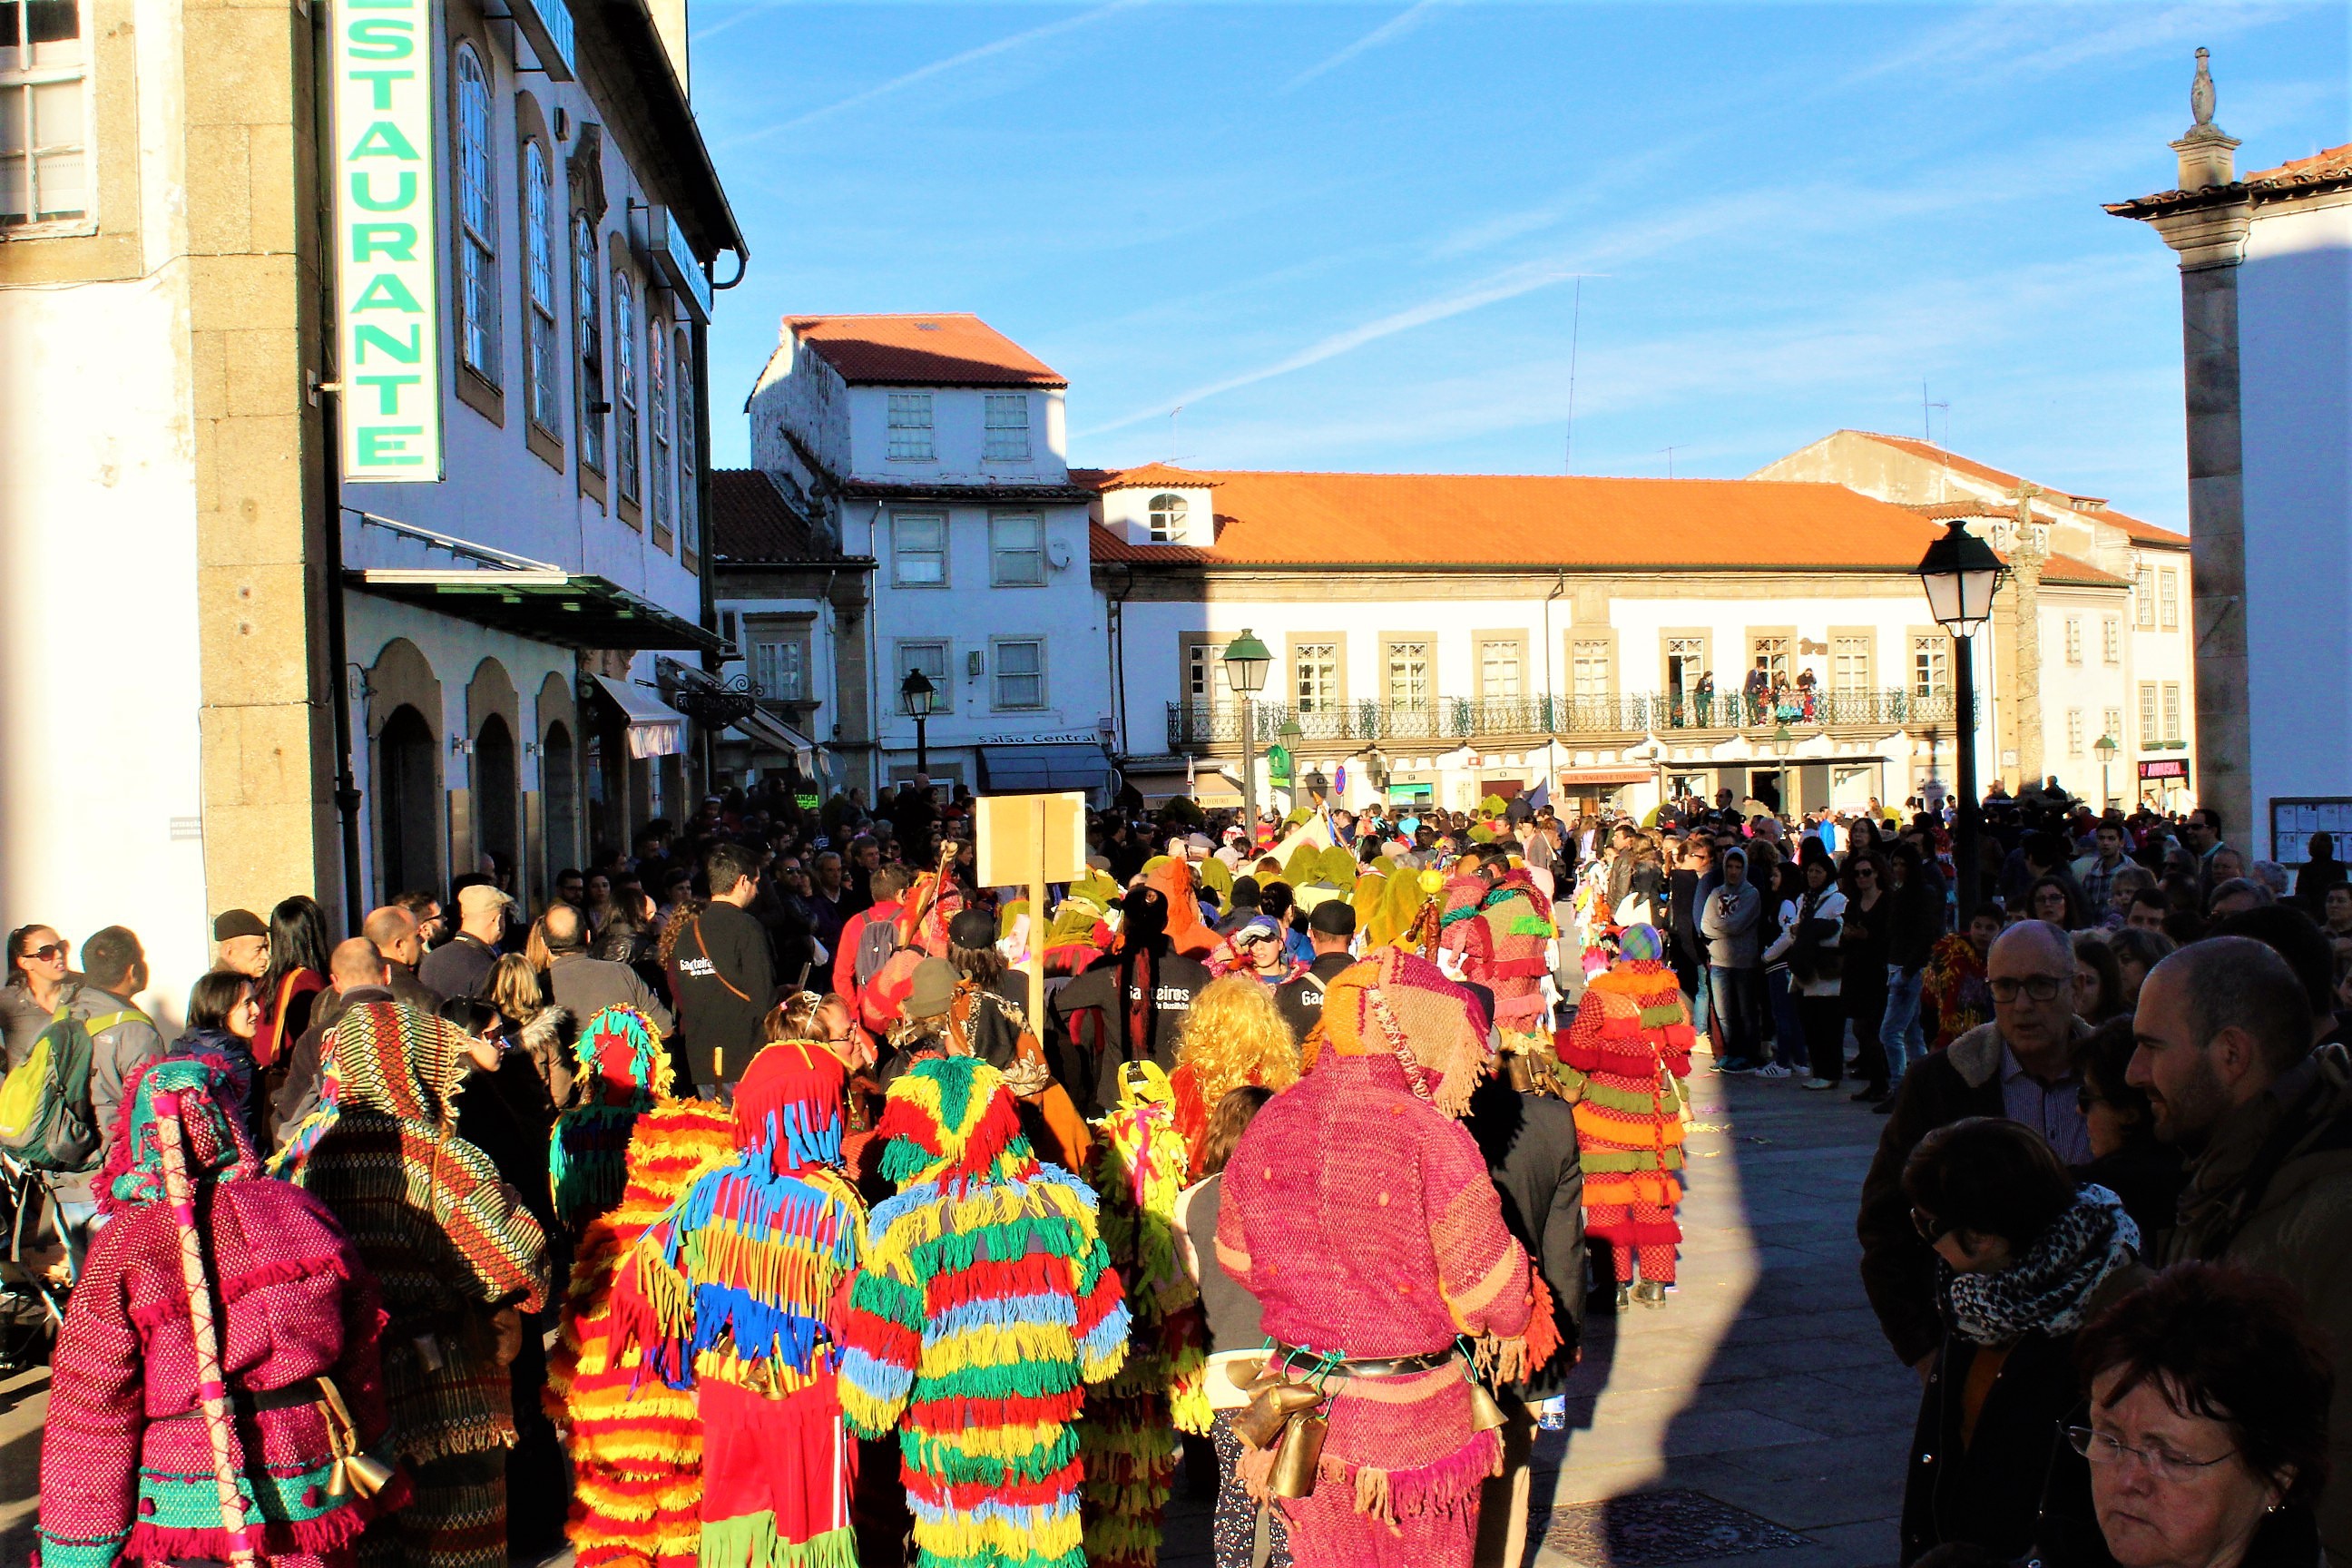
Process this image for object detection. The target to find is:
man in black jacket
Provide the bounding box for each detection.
[668,842,776,1093]
[417,883,511,1000]
[1275,900,1357,1041]
[1047,887,1209,1116]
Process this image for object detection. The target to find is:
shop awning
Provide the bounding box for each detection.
[350,567,724,653]
[592,675,688,760]
[977,744,1116,799]
[730,706,821,772]
[1559,767,1654,786]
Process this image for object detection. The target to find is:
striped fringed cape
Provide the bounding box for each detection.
[1079,1101,1208,1568]
[838,1154,1132,1568]
[546,1101,737,1568]
[1556,959,1694,1225]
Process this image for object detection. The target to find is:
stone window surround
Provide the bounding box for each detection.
[1287,630,1348,710]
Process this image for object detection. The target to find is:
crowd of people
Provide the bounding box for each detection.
[9,769,2352,1568]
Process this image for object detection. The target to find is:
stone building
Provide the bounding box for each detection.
[0,0,743,1008]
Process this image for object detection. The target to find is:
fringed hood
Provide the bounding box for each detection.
[875,1055,1036,1191]
[1302,948,1493,1119]
[101,1057,261,1215]
[732,1038,847,1176]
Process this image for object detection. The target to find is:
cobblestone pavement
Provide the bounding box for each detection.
[0,1070,1912,1568]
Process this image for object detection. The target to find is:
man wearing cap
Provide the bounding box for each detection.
[419,882,512,1001]
[1276,900,1358,1041]
[211,909,270,978]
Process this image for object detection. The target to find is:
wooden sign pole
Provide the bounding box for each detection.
[1026,795,1048,1030]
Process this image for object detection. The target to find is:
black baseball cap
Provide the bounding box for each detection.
[1307,901,1357,937]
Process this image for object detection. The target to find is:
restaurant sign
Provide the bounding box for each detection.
[332,0,443,481]
[2137,757,2190,781]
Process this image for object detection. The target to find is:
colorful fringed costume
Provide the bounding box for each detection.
[1554,927,1692,1288]
[550,1006,675,1232]
[837,1057,1132,1568]
[611,1041,866,1568]
[1219,951,1534,1568]
[38,1058,409,1568]
[1438,868,1556,1046]
[273,1002,548,1568]
[1079,1063,1209,1568]
[545,1101,738,1568]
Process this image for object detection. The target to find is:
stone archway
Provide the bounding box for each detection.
[365,638,445,897]
[466,658,523,882]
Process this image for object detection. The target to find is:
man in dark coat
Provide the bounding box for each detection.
[417,883,511,1001]
[1047,887,1209,1116]
[269,937,397,1145]
[1273,900,1357,1042]
[666,842,777,1093]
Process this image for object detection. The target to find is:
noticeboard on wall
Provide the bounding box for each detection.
[2269,798,2352,867]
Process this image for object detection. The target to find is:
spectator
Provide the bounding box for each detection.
[420,883,514,1000]
[543,901,673,1037]
[555,867,586,909]
[165,969,266,1145]
[2207,877,2274,922]
[210,908,270,979]
[2127,886,2173,935]
[2130,936,2352,1559]
[1860,920,2092,1372]
[1762,847,1847,1091]
[2074,823,2135,922]
[833,863,914,1036]
[2031,875,2090,931]
[4,923,73,1069]
[1700,846,1766,1073]
[2071,1263,2329,1568]
[2073,1017,2185,1242]
[1882,842,1947,1088]
[252,895,331,1082]
[1899,1117,2148,1567]
[1842,850,1896,1103]
[2325,885,2352,940]
[1921,903,2004,1058]
[664,842,779,1093]
[2110,927,2177,1014]
[2105,865,2160,930]
[1273,898,1357,1044]
[269,936,393,1142]
[393,887,447,950]
[69,926,164,1181]
[2073,932,2127,1025]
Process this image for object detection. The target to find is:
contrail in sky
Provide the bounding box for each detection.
[1286,0,1455,91]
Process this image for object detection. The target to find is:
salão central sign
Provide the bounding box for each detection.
[332,0,444,481]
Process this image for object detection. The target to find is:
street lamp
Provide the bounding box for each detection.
[1916,518,2009,910]
[1277,717,1305,810]
[2095,733,2119,809]
[1770,723,1795,818]
[900,667,938,778]
[1222,629,1273,833]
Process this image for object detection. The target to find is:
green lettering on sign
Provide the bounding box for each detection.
[356,426,425,466]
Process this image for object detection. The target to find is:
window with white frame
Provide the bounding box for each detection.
[648,318,671,537]
[523,142,560,433]
[1148,494,1188,543]
[1480,639,1522,700]
[2140,683,2159,747]
[1831,634,1871,692]
[675,330,698,556]
[897,640,949,699]
[989,514,1044,585]
[0,0,90,228]
[1751,635,1789,686]
[1387,641,1431,709]
[573,213,604,472]
[2134,564,2155,627]
[1572,639,1612,700]
[1186,641,1212,703]
[993,640,1044,710]
[2102,616,2121,665]
[453,46,499,383]
[2103,708,2123,750]
[613,274,640,502]
[893,513,946,585]
[749,625,809,701]
[2063,616,2082,665]
[1912,634,1949,697]
[983,393,1030,461]
[2158,569,2179,630]
[2066,708,2084,756]
[887,393,935,461]
[1296,642,1338,711]
[2162,683,2182,742]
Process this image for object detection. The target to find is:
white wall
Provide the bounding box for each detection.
[2239,197,2352,861]
[841,384,1069,486]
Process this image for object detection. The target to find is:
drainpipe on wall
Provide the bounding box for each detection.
[310,0,364,936]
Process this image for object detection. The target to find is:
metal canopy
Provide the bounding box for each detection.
[977,743,1116,799]
[349,567,724,653]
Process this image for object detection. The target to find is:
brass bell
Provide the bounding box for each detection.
[1233,1381,1322,1450]
[1465,1377,1510,1433]
[1504,1054,1537,1093]
[326,1450,397,1501]
[1267,1411,1327,1499]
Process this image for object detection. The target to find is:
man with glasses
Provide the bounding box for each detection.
[1857,919,2092,1377]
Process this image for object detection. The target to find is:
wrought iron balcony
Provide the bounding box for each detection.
[1165,689,1955,751]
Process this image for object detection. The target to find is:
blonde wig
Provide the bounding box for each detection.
[1174,974,1301,1108]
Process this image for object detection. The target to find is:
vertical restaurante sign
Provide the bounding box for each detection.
[332,0,443,480]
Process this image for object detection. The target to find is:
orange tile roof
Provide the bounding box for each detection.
[1079,461,1220,491]
[784,313,1066,388]
[1845,431,2188,549]
[1082,468,1949,570]
[2244,141,2352,184]
[2034,553,2130,589]
[2107,141,2352,219]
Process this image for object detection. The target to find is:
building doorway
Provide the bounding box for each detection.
[377,704,439,897]
[543,721,578,877]
[475,713,519,871]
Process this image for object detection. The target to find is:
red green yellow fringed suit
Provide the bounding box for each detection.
[837,1056,1132,1568]
[550,1006,675,1234]
[612,1041,866,1568]
[545,1099,738,1568]
[1079,1062,1210,1568]
[1556,936,1692,1287]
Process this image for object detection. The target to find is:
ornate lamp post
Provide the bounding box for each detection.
[1916,519,2009,909]
[900,667,938,778]
[1770,723,1795,818]
[2095,733,2119,809]
[1221,629,1272,831]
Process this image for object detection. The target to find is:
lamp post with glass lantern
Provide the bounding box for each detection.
[1770,723,1795,819]
[1278,717,1306,810]
[900,668,937,779]
[2095,733,2119,810]
[1221,629,1272,835]
[1915,519,2009,910]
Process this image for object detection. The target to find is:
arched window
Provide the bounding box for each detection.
[648,316,671,537]
[573,212,603,472]
[1148,493,1188,543]
[523,141,559,433]
[613,272,641,503]
[453,44,498,382]
[675,330,698,557]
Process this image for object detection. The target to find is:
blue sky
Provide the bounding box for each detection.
[687,2,2347,527]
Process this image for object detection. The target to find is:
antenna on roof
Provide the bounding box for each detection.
[1660,445,1686,479]
[1169,405,1183,464]
[1922,380,1949,447]
[1565,278,1583,475]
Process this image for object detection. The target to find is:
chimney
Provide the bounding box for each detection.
[2171,47,2239,191]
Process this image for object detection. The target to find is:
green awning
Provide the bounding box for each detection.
[348,568,723,652]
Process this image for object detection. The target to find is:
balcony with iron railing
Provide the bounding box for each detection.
[1165,688,1956,752]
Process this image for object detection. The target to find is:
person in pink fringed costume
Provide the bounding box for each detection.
[1218,948,1542,1568]
[1436,844,1558,1053]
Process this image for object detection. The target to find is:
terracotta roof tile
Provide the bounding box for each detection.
[709,469,843,563]
[2106,141,2352,219]
[1085,462,1220,491]
[784,313,1066,388]
[2244,141,2352,184]
[2033,553,2131,589]
[1847,432,2188,548]
[1083,469,1947,570]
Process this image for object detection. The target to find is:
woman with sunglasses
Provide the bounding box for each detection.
[3,925,73,1068]
[1899,1116,2150,1567]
